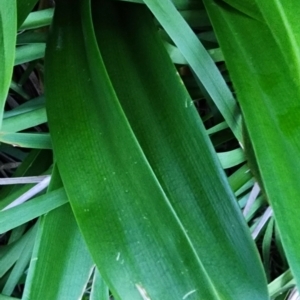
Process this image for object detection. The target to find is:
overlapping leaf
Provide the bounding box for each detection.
[45,0,268,299]
[203,0,300,289]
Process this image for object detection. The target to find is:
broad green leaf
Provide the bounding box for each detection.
[142,0,242,142]
[220,0,262,21]
[46,1,219,299]
[92,1,266,298]
[203,0,300,289]
[46,0,268,299]
[23,167,93,300]
[254,1,300,79]
[0,0,17,129]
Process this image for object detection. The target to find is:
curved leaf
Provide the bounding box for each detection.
[46,0,268,299]
[203,0,300,290]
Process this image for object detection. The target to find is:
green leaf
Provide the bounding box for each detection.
[217,148,245,169]
[1,107,47,132]
[16,0,39,28]
[46,1,217,298]
[23,167,94,300]
[90,269,109,300]
[262,218,274,282]
[203,0,300,289]
[0,188,67,234]
[14,44,45,66]
[254,1,300,77]
[0,224,37,278]
[0,0,17,129]
[0,133,51,149]
[142,0,242,142]
[20,8,54,30]
[92,2,266,298]
[23,203,94,300]
[2,231,35,296]
[0,294,19,300]
[46,0,268,299]
[3,96,45,119]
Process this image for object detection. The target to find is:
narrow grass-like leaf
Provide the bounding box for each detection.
[23,166,94,300]
[0,225,37,277]
[3,96,45,119]
[217,148,245,169]
[2,232,35,296]
[228,164,252,193]
[14,44,45,66]
[16,0,39,28]
[0,188,67,234]
[1,108,46,132]
[203,0,300,288]
[0,294,19,300]
[142,0,242,141]
[17,32,47,45]
[91,269,109,300]
[23,203,94,300]
[164,41,224,64]
[0,133,51,149]
[262,218,274,282]
[0,0,17,129]
[8,225,27,245]
[9,81,30,100]
[20,8,54,30]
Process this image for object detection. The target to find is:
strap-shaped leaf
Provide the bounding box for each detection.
[203,0,300,289]
[46,0,268,299]
[0,0,16,129]
[23,166,94,300]
[92,1,267,299]
[142,0,242,142]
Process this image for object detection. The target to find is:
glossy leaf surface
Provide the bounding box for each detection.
[203,0,300,289]
[45,0,268,299]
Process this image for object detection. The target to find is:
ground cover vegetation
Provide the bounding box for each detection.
[0,0,299,299]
